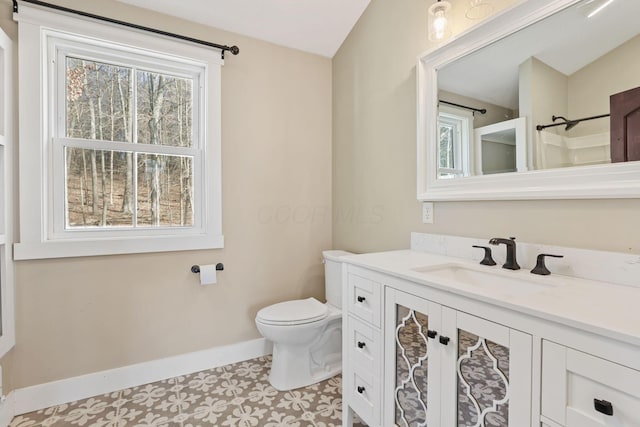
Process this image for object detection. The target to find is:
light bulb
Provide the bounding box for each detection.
[433,11,448,38]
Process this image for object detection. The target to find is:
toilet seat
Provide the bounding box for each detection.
[256,297,328,326]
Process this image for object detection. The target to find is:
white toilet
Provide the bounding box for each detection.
[255,250,352,391]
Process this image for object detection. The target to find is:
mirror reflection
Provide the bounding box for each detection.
[436,0,640,179]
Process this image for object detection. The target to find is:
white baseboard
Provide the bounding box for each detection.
[13,338,272,416]
[0,393,15,427]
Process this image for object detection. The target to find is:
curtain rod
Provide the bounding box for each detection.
[536,113,610,131]
[12,0,240,60]
[439,100,487,115]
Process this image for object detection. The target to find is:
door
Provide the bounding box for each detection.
[440,309,532,427]
[610,85,640,162]
[384,288,442,427]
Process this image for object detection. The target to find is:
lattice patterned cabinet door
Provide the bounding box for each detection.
[384,288,443,427]
[442,309,532,427]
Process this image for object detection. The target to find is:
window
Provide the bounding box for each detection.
[437,106,474,179]
[15,5,223,259]
[0,26,14,357]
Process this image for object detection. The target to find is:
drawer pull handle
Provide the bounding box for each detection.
[427,330,437,339]
[594,398,613,416]
[357,341,366,349]
[357,386,365,394]
[439,336,450,345]
[357,296,366,303]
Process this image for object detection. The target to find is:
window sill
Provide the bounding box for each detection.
[13,234,224,260]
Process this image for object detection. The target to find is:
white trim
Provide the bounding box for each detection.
[13,338,272,416]
[13,234,225,260]
[417,0,640,201]
[0,393,15,427]
[0,24,15,359]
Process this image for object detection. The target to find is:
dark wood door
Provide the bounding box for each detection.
[610,86,640,162]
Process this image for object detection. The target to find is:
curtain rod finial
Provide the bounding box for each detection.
[230,46,239,55]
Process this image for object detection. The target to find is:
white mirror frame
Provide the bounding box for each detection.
[417,0,640,201]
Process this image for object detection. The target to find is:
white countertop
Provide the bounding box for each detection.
[342,250,640,347]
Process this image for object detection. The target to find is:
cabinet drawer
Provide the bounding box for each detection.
[349,368,381,427]
[542,340,640,426]
[347,273,382,327]
[347,315,381,374]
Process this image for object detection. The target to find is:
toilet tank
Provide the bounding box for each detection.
[322,250,353,309]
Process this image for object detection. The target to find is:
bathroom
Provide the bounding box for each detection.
[1,0,639,426]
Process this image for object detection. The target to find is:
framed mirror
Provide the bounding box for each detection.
[417,0,640,201]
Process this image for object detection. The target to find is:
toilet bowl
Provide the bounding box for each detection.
[255,250,352,390]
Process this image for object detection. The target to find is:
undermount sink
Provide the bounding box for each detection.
[412,263,560,297]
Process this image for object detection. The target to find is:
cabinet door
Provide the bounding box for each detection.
[440,308,532,427]
[384,287,442,427]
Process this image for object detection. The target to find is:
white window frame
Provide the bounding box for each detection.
[437,105,474,178]
[14,5,224,259]
[0,26,15,357]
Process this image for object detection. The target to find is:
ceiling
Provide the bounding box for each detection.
[115,0,371,58]
[438,0,640,109]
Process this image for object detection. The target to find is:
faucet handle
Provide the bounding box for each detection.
[472,245,497,266]
[531,253,564,275]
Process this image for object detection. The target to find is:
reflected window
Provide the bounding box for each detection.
[438,106,474,178]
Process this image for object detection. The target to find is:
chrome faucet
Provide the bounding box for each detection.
[489,237,520,270]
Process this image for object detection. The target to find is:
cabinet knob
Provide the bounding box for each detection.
[427,330,438,339]
[594,398,613,416]
[357,296,366,303]
[357,341,366,349]
[357,386,365,394]
[439,336,450,345]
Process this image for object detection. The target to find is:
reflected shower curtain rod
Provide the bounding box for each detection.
[12,0,240,60]
[438,100,487,115]
[536,113,610,131]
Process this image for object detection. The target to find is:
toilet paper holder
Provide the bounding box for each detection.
[191,263,224,274]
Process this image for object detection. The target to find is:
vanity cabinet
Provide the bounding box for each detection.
[343,266,532,427]
[342,260,640,427]
[541,340,640,427]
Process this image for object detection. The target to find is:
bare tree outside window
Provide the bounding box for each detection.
[65,58,194,228]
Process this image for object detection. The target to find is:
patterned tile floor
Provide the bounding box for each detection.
[11,356,366,427]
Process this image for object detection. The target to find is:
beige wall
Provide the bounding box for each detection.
[333,0,640,255]
[568,34,640,137]
[519,57,568,167]
[1,0,332,390]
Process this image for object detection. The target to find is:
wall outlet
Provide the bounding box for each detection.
[422,202,434,224]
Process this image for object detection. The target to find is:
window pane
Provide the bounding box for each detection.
[439,123,455,169]
[136,154,193,227]
[65,148,134,227]
[136,71,193,147]
[66,57,133,142]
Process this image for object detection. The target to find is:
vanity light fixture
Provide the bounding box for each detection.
[428,0,452,42]
[465,0,494,20]
[579,0,615,18]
